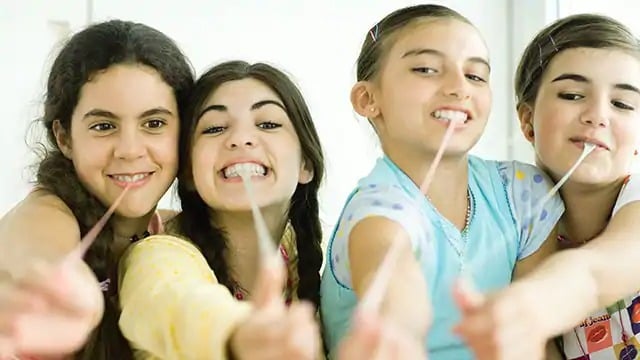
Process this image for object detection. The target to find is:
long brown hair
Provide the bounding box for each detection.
[175,61,325,307]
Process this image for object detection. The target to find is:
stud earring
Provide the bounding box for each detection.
[526,123,534,138]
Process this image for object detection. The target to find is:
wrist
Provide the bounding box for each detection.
[506,280,557,336]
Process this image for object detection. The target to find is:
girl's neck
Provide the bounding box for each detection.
[216,203,288,294]
[386,148,470,230]
[111,211,154,260]
[559,179,624,244]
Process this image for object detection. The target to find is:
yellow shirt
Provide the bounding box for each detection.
[118,225,300,360]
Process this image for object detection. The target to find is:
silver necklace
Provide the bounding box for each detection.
[426,188,475,270]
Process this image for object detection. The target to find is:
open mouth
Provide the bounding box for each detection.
[569,137,610,151]
[431,109,471,124]
[108,172,154,183]
[221,162,268,179]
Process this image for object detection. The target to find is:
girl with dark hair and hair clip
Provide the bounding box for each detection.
[118,60,325,360]
[457,13,640,360]
[0,20,194,360]
[320,4,566,359]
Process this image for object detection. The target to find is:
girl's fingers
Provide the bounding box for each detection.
[17,260,98,317]
[285,303,319,359]
[11,312,91,355]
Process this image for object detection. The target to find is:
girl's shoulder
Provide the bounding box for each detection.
[0,188,80,269]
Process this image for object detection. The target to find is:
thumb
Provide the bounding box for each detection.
[453,277,485,314]
[252,255,286,309]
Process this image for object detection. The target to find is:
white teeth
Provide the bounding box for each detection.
[578,140,604,149]
[223,163,267,178]
[112,174,148,182]
[434,110,468,123]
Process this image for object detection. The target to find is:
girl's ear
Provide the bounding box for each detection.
[518,104,535,143]
[53,120,73,158]
[298,159,313,184]
[350,81,380,119]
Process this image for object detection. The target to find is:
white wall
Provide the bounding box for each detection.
[508,0,559,163]
[559,0,640,26]
[0,0,88,214]
[1,0,537,237]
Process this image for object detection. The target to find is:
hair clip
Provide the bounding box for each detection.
[538,43,544,67]
[369,24,379,42]
[99,278,110,292]
[549,34,559,52]
[537,34,559,68]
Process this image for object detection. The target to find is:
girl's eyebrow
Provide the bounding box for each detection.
[82,107,173,121]
[552,72,640,94]
[198,99,286,120]
[401,47,491,71]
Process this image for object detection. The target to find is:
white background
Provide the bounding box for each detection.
[1,0,638,237]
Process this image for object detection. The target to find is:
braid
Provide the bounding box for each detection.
[289,185,323,308]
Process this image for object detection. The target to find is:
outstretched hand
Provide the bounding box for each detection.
[453,279,547,360]
[228,258,320,360]
[0,259,103,358]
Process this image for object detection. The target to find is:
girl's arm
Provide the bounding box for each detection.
[0,190,103,355]
[120,234,320,360]
[508,201,640,335]
[455,203,640,359]
[509,172,640,336]
[349,217,430,340]
[118,235,252,360]
[0,191,82,269]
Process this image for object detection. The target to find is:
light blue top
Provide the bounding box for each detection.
[320,155,564,359]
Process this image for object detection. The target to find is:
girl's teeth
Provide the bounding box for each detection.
[224,163,267,178]
[113,174,147,182]
[433,109,468,123]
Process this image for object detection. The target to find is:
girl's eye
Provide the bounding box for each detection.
[202,126,225,134]
[411,67,437,74]
[558,93,584,101]
[258,122,281,130]
[145,119,166,129]
[612,100,634,111]
[90,123,115,131]
[466,74,486,83]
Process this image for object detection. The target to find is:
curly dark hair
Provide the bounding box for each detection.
[35,19,194,359]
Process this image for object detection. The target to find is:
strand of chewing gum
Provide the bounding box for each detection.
[64,184,131,264]
[238,169,282,272]
[535,143,596,214]
[419,116,459,194]
[358,119,460,315]
[513,142,596,248]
